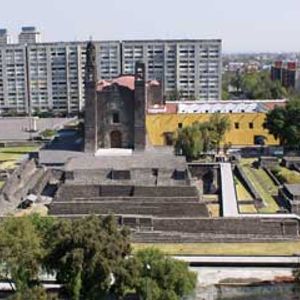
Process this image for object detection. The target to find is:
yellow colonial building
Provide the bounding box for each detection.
[146,100,285,147]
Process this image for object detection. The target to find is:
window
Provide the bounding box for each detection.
[112,112,119,124]
[164,132,174,146]
[234,122,240,129]
[249,122,254,129]
[178,123,183,129]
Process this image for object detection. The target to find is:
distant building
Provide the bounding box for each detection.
[18,26,41,44]
[122,40,222,100]
[84,42,151,152]
[271,61,300,91]
[0,28,222,115]
[147,99,286,147]
[0,29,8,45]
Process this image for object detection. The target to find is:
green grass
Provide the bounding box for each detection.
[240,162,279,213]
[240,158,257,167]
[277,167,300,184]
[0,161,17,169]
[239,204,257,214]
[235,177,253,202]
[133,242,300,256]
[0,146,39,172]
[0,146,38,163]
[0,146,39,154]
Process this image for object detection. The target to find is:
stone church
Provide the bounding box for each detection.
[84,42,148,153]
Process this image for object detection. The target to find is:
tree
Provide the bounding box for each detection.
[230,70,243,94]
[174,114,231,160]
[165,89,184,101]
[134,248,197,300]
[223,70,288,100]
[174,124,204,161]
[208,114,231,153]
[0,216,45,293]
[45,215,132,300]
[264,99,300,149]
[8,286,57,300]
[241,72,287,100]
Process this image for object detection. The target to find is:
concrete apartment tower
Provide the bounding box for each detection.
[84,42,98,153]
[18,27,41,44]
[134,62,147,150]
[0,29,8,45]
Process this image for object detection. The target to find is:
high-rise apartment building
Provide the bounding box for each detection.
[0,42,87,114]
[0,28,222,115]
[0,29,9,45]
[271,61,300,91]
[122,40,222,100]
[18,27,41,45]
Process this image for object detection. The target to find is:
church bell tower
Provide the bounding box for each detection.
[84,42,98,153]
[134,62,147,150]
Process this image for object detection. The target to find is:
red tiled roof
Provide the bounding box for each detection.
[263,102,286,110]
[97,75,135,91]
[148,80,160,86]
[165,103,178,113]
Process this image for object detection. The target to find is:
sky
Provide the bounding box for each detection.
[1,0,300,53]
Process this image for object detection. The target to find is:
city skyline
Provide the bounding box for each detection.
[1,0,300,53]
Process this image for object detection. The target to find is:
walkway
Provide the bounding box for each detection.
[174,255,300,266]
[220,163,239,217]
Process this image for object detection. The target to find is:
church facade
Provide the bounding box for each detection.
[84,42,147,153]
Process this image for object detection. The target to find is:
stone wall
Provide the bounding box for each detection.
[0,159,37,203]
[49,201,208,218]
[235,165,261,202]
[0,159,53,214]
[264,167,281,186]
[188,164,219,194]
[67,196,200,203]
[282,157,300,169]
[55,184,199,201]
[68,168,189,187]
[30,169,53,195]
[98,86,135,148]
[259,156,279,169]
[153,217,299,237]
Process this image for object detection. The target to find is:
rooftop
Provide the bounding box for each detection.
[148,99,287,114]
[65,151,187,171]
[97,76,135,92]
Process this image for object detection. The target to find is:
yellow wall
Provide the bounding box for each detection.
[146,113,279,146]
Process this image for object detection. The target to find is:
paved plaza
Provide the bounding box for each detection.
[0,117,75,141]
